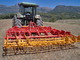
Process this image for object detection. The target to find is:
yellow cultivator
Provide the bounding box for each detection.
[3,24,80,56]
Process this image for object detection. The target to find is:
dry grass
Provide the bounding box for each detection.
[0,19,80,60]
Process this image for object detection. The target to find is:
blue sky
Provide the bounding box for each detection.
[0,0,80,8]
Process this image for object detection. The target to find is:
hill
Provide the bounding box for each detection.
[0,5,52,14]
[0,5,80,14]
[50,5,80,19]
[0,5,80,21]
[0,5,19,14]
[37,7,52,12]
[50,5,80,14]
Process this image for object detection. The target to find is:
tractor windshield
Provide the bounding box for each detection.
[19,5,36,16]
[25,7,32,14]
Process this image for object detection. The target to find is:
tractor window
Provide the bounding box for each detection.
[19,5,37,20]
[25,7,32,14]
[19,6,32,15]
[19,5,25,15]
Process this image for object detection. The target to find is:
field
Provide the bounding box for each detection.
[0,19,80,60]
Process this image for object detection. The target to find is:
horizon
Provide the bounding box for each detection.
[1,4,80,9]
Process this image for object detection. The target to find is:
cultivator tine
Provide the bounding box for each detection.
[77,36,80,42]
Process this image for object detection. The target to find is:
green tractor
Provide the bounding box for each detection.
[13,2,43,27]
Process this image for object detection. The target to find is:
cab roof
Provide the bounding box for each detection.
[19,2,39,7]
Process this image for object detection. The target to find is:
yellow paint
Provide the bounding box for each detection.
[4,35,80,49]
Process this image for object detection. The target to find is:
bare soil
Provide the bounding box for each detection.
[0,19,80,60]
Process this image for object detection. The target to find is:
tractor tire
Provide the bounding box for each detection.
[13,15,22,28]
[36,19,43,26]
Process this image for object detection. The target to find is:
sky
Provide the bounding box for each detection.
[0,0,80,8]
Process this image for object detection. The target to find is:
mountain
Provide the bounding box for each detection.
[50,5,80,14]
[49,5,80,20]
[0,5,52,14]
[0,5,80,20]
[37,7,52,12]
[1,4,80,15]
[0,5,19,14]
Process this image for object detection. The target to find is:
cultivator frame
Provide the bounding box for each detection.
[3,22,80,56]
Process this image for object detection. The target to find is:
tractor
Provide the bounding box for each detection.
[13,2,43,27]
[2,2,80,56]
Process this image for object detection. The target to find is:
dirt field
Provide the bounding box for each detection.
[0,19,80,60]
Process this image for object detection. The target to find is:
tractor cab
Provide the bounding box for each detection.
[19,2,38,21]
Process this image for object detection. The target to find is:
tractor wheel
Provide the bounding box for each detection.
[36,19,43,26]
[13,15,22,27]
